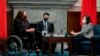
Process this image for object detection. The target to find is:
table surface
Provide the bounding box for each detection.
[48,37,72,43]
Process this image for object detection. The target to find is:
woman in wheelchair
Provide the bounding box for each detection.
[14,10,39,51]
[70,15,94,52]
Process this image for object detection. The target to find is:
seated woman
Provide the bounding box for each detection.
[14,11,38,50]
[70,15,94,52]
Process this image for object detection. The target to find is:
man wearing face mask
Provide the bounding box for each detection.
[36,12,56,55]
[37,12,53,35]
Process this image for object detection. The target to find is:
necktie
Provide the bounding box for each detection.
[44,22,46,30]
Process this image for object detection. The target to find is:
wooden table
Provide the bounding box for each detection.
[42,37,72,56]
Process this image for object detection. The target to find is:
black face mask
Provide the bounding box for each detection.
[44,18,48,21]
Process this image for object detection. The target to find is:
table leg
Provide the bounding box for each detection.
[49,43,52,56]
[69,42,72,56]
[42,41,44,55]
[61,43,64,54]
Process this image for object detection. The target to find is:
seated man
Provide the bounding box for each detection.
[36,12,56,54]
[14,11,36,50]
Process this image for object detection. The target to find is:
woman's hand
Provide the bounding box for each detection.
[70,30,80,36]
[74,33,78,36]
[26,28,35,32]
[30,28,35,32]
[70,30,75,35]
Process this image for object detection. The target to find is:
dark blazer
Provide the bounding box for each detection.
[14,20,30,35]
[36,21,53,34]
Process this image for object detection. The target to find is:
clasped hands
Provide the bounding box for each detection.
[26,28,35,32]
[70,30,80,36]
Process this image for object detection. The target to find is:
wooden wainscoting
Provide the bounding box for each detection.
[7,4,14,36]
[67,12,81,35]
[97,12,100,24]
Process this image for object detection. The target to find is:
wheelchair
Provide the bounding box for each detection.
[6,33,40,56]
[7,35,23,55]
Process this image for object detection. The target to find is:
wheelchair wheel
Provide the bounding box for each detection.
[7,35,23,55]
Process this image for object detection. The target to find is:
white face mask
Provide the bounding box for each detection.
[82,20,86,24]
[82,17,86,24]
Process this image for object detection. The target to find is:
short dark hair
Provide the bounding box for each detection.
[85,15,91,24]
[43,12,50,16]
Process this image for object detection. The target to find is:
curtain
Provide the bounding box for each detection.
[0,0,7,39]
[81,0,97,25]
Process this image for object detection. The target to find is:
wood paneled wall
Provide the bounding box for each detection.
[7,4,13,36]
[97,12,100,24]
[67,12,100,35]
[67,12,81,35]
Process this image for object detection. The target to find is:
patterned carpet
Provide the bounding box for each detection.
[2,50,69,56]
[1,50,100,56]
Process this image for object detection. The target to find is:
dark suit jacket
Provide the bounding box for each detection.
[36,21,54,34]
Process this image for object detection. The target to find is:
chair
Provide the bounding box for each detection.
[92,24,100,55]
[12,31,29,49]
[71,24,100,56]
[7,35,23,55]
